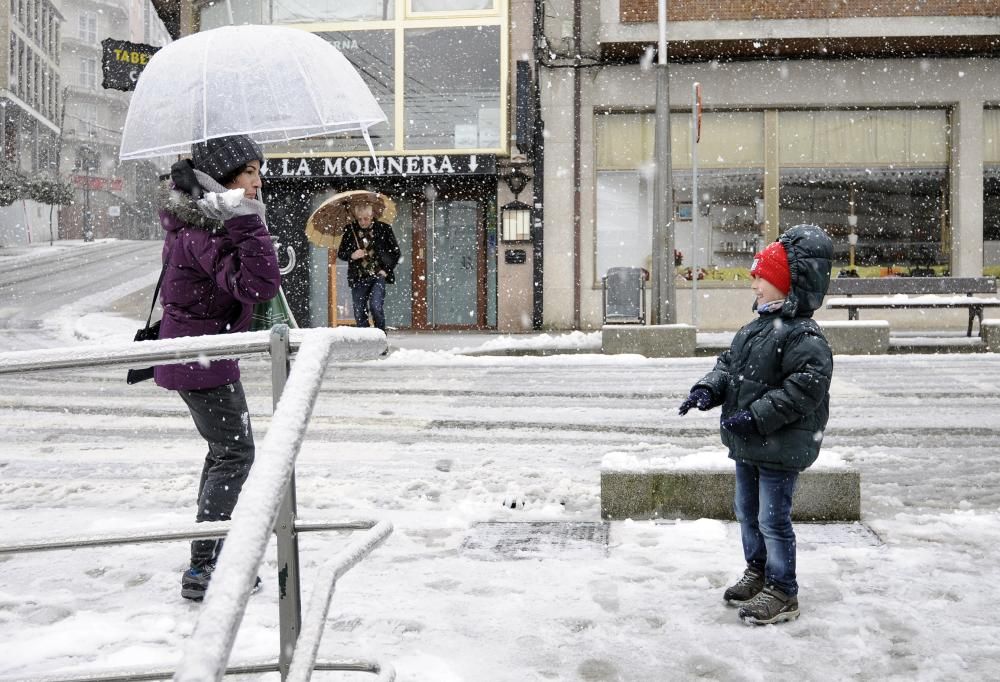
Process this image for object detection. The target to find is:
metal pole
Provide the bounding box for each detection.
[270,324,301,680]
[691,81,700,327]
[651,0,675,324]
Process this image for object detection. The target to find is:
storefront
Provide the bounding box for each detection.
[191,0,523,330]
[262,154,499,329]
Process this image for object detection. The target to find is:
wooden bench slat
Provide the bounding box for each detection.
[825,279,1000,336]
[827,276,996,296]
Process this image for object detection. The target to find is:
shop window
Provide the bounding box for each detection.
[779,109,949,276]
[273,0,394,22]
[199,0,266,29]
[596,170,653,280]
[403,25,501,150]
[984,109,1000,272]
[595,111,765,281]
[270,29,395,154]
[410,0,494,12]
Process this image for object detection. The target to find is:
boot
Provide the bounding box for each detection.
[181,563,261,602]
[738,585,800,625]
[723,567,764,605]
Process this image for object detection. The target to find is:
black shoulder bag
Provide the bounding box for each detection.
[126,262,167,385]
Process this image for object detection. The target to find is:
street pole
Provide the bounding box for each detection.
[650,0,675,324]
[691,81,701,327]
[83,175,93,242]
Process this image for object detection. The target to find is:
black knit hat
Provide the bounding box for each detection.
[191,135,264,184]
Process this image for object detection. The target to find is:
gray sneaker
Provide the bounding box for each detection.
[723,567,765,605]
[738,585,800,625]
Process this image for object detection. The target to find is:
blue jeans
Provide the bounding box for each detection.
[733,461,799,596]
[351,276,386,331]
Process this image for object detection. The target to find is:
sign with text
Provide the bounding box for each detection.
[72,175,124,192]
[101,38,160,91]
[261,154,496,179]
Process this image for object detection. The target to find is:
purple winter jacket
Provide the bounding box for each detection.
[153,186,280,391]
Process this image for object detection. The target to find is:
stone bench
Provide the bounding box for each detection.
[601,466,860,522]
[984,319,1000,353]
[601,324,696,357]
[818,320,890,355]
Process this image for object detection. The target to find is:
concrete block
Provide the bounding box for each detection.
[601,324,696,357]
[819,320,890,355]
[984,319,1000,352]
[601,468,860,522]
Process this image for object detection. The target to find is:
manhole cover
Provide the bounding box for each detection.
[461,522,610,561]
[794,522,883,547]
[714,521,881,547]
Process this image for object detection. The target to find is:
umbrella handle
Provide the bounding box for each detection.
[278,245,296,275]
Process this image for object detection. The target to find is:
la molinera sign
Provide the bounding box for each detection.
[261,154,496,179]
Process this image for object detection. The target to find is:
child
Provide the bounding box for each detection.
[678,224,834,625]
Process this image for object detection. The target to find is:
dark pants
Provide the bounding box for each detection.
[178,381,255,569]
[351,275,386,331]
[734,461,799,596]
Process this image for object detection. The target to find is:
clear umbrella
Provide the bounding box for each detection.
[119,24,387,161]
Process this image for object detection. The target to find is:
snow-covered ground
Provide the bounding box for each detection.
[1,242,999,681]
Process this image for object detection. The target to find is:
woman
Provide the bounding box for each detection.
[154,134,280,601]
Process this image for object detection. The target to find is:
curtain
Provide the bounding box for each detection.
[779,109,947,166]
[594,111,764,170]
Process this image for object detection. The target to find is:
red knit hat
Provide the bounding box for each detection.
[750,241,791,295]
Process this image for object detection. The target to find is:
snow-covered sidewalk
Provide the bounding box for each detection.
[2,347,999,680]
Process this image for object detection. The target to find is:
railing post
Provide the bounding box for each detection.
[270,324,301,680]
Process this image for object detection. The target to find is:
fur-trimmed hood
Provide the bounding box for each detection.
[156,181,224,233]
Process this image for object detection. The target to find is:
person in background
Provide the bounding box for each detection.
[678,224,834,625]
[155,134,280,601]
[337,201,400,335]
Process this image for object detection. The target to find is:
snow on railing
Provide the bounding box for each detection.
[0,326,393,682]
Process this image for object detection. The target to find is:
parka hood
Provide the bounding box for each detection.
[156,181,224,234]
[777,224,834,317]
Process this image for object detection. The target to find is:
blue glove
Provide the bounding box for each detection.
[721,410,758,436]
[678,388,713,415]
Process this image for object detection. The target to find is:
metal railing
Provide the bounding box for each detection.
[0,326,394,682]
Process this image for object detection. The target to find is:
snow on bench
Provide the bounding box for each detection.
[824,276,998,337]
[600,449,860,522]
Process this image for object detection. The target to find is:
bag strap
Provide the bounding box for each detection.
[144,237,175,330]
[143,263,167,330]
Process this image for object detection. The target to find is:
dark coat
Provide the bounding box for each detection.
[153,184,281,391]
[692,224,835,472]
[337,220,401,288]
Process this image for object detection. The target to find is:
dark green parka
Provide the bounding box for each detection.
[693,224,835,472]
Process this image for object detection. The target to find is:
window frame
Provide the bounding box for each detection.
[79,10,98,44]
[198,0,509,157]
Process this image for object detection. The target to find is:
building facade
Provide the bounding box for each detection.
[54,0,170,242]
[150,0,1000,332]
[539,0,1000,330]
[0,0,64,246]
[166,0,538,331]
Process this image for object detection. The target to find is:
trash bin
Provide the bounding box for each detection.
[602,267,648,325]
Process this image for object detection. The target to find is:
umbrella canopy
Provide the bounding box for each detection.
[305,190,397,249]
[119,25,387,161]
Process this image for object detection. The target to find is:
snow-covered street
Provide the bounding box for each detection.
[1,242,999,680]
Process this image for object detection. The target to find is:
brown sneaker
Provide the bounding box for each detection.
[723,567,765,605]
[738,585,800,625]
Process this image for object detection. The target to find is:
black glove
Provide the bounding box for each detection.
[678,388,713,415]
[170,159,203,199]
[721,410,758,436]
